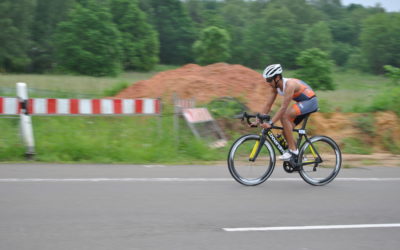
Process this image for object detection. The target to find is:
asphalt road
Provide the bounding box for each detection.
[1,163,400,250]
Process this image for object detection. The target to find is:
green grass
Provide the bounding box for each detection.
[0,113,227,163]
[0,65,179,98]
[314,70,391,112]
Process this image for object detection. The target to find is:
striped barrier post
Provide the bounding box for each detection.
[17,83,35,159]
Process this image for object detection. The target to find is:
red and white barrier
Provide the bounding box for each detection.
[1,82,163,159]
[183,108,213,123]
[0,97,19,115]
[0,97,161,116]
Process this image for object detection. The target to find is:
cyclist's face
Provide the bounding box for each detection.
[266,76,277,88]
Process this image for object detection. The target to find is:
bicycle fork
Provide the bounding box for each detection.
[249,131,267,162]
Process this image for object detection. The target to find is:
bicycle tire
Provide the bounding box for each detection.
[298,136,342,186]
[227,134,276,186]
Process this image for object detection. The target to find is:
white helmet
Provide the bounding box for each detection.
[263,64,283,78]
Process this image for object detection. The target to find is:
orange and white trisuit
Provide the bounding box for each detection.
[277,78,318,125]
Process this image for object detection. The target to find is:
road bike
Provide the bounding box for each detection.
[227,112,342,186]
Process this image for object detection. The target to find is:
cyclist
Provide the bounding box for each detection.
[254,64,318,160]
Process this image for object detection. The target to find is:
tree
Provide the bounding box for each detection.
[360,13,400,73]
[193,26,231,65]
[0,0,35,72]
[30,0,75,72]
[54,1,122,76]
[303,21,333,54]
[110,0,159,71]
[346,47,368,71]
[295,48,335,90]
[310,0,344,20]
[144,0,196,64]
[242,3,298,68]
[331,42,353,66]
[220,0,250,64]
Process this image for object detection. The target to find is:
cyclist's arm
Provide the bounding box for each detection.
[261,85,277,114]
[270,82,295,124]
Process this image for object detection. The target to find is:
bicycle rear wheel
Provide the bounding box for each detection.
[227,134,275,186]
[298,136,342,186]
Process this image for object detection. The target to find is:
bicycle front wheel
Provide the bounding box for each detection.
[227,134,276,186]
[298,136,342,186]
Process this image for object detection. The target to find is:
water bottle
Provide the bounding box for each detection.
[276,134,288,149]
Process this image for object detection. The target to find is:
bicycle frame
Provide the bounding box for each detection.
[249,114,322,167]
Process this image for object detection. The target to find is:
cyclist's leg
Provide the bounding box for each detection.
[281,106,298,151]
[281,98,318,151]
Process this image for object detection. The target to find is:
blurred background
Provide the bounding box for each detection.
[0,0,399,163]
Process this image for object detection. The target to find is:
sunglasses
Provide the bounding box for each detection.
[266,77,273,83]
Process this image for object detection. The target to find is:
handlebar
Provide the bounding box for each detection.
[235,112,271,127]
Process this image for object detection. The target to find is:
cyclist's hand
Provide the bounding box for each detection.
[249,118,260,127]
[260,122,272,129]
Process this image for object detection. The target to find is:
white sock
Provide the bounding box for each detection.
[290,149,299,155]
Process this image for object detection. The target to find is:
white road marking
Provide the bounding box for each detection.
[223,223,400,232]
[0,177,400,182]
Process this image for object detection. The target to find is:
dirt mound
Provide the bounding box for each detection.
[115,63,268,111]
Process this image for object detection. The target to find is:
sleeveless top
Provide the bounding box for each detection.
[278,78,316,102]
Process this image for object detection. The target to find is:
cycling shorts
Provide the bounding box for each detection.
[292,97,318,125]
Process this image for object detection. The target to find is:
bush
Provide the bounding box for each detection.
[342,137,372,155]
[384,65,400,85]
[206,97,247,118]
[352,114,375,135]
[193,26,231,65]
[368,86,400,116]
[346,48,368,71]
[295,48,335,90]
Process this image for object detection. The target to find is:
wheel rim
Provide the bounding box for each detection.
[299,137,341,185]
[228,136,275,185]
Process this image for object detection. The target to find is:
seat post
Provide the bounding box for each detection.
[301,114,310,130]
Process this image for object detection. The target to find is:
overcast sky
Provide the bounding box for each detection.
[341,0,400,12]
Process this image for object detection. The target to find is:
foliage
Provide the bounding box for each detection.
[1,0,400,77]
[384,65,400,85]
[352,114,375,136]
[0,0,34,72]
[345,47,368,71]
[368,86,400,116]
[295,48,335,90]
[242,3,298,68]
[30,0,76,73]
[54,1,122,76]
[144,0,197,65]
[331,42,353,66]
[342,137,372,155]
[360,13,400,73]
[193,26,231,65]
[303,21,333,53]
[220,0,250,63]
[382,131,400,154]
[110,0,159,71]
[206,97,247,118]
